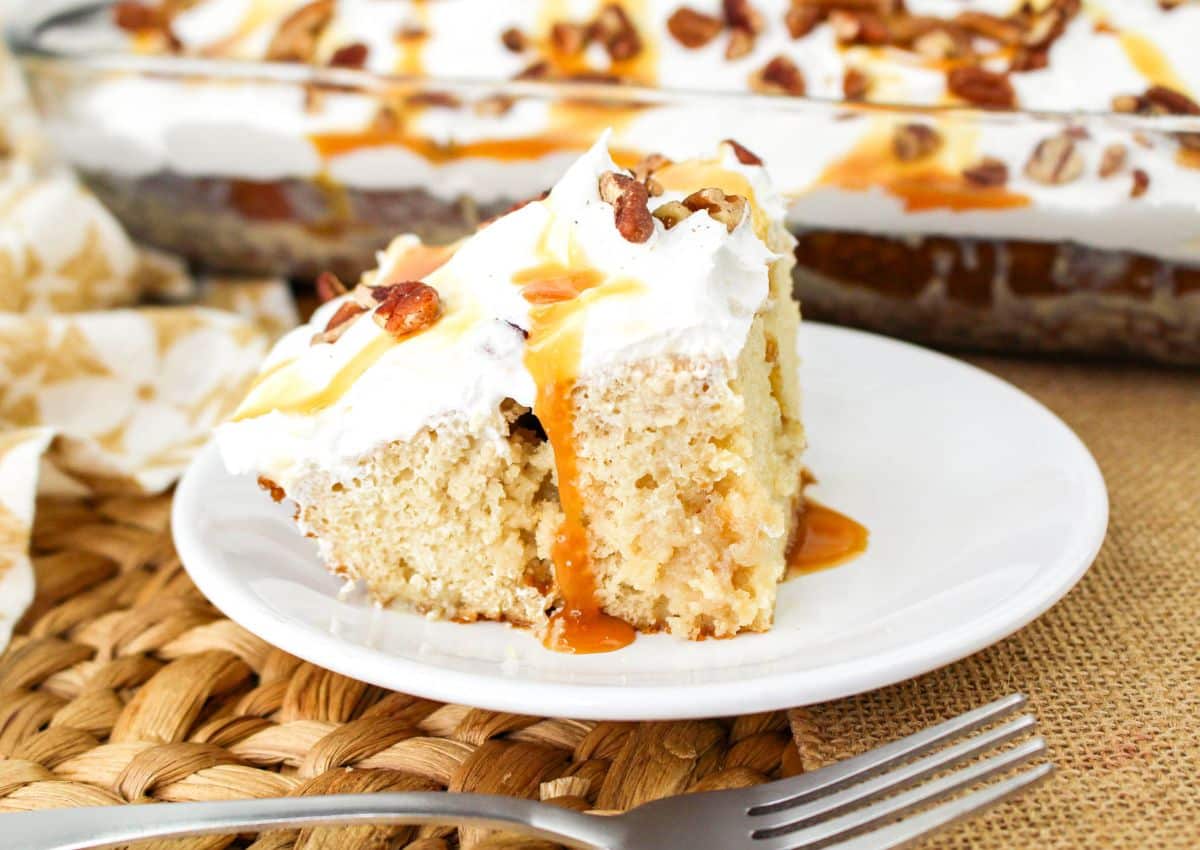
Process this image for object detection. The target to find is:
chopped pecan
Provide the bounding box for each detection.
[953,11,1023,44]
[843,67,871,100]
[725,26,756,59]
[501,27,528,52]
[632,152,672,184]
[913,27,972,59]
[1024,134,1084,185]
[314,301,367,344]
[265,0,334,63]
[723,138,763,165]
[681,187,748,232]
[1010,46,1049,72]
[474,94,515,118]
[1130,168,1150,198]
[753,55,806,96]
[830,10,889,45]
[652,201,695,229]
[516,60,552,80]
[1111,93,1142,114]
[592,3,642,60]
[962,157,1008,187]
[112,1,161,31]
[723,0,764,33]
[667,7,724,48]
[1144,84,1200,115]
[599,172,655,243]
[946,66,1015,109]
[892,123,943,161]
[328,42,369,69]
[316,271,348,303]
[373,281,442,337]
[1098,143,1127,178]
[785,5,823,39]
[550,21,590,54]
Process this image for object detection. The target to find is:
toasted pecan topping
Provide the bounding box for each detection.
[328,42,368,69]
[592,3,642,60]
[652,201,694,230]
[947,66,1015,109]
[723,0,764,33]
[372,281,442,337]
[892,123,943,162]
[830,10,889,45]
[962,157,1008,187]
[500,27,528,53]
[314,301,367,344]
[550,21,590,54]
[1098,144,1127,178]
[315,271,348,303]
[953,11,1023,44]
[681,187,748,232]
[599,172,655,243]
[1024,134,1084,185]
[112,1,161,31]
[725,25,756,59]
[1130,168,1150,198]
[784,5,822,39]
[912,27,972,60]
[667,7,724,48]
[632,152,672,183]
[753,55,806,96]
[724,138,763,165]
[843,67,871,100]
[265,0,334,63]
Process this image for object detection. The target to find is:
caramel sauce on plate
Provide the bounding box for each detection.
[786,500,869,578]
[816,122,1031,214]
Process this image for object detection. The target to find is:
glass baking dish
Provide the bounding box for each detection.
[9,0,1200,364]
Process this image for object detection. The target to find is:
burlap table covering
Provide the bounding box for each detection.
[0,354,1195,849]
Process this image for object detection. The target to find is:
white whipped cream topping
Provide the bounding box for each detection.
[35,0,1200,261]
[217,138,778,484]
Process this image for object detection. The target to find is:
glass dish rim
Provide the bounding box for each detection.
[9,0,1200,135]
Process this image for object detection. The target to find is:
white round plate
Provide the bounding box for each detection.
[174,323,1107,720]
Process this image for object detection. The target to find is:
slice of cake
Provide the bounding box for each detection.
[217,136,805,652]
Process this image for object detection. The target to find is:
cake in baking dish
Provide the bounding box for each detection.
[217,137,805,651]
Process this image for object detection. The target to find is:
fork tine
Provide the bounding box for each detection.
[821,763,1055,850]
[749,693,1027,811]
[752,737,1046,850]
[748,714,1036,832]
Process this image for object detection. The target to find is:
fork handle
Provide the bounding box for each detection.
[3,792,615,850]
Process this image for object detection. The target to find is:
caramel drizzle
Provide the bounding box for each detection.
[516,238,640,653]
[815,120,1031,213]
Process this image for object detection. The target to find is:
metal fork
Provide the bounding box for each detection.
[7,693,1050,850]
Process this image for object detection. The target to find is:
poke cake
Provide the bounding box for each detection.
[217,138,805,652]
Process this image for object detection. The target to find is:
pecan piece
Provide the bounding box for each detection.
[652,201,695,229]
[592,3,642,60]
[316,271,348,303]
[723,0,764,33]
[753,55,806,96]
[550,21,590,54]
[667,7,724,48]
[314,301,367,344]
[723,138,763,165]
[725,25,756,59]
[1098,143,1127,178]
[599,172,655,243]
[953,11,1023,45]
[112,1,161,31]
[681,187,748,232]
[265,0,334,63]
[1130,168,1150,198]
[1024,134,1084,185]
[328,42,368,69]
[373,281,442,337]
[962,157,1008,187]
[785,5,823,39]
[843,67,871,100]
[632,153,671,197]
[946,67,1015,109]
[892,123,943,162]
[1144,84,1200,115]
[500,27,528,52]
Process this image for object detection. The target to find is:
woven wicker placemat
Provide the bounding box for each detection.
[0,355,1196,849]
